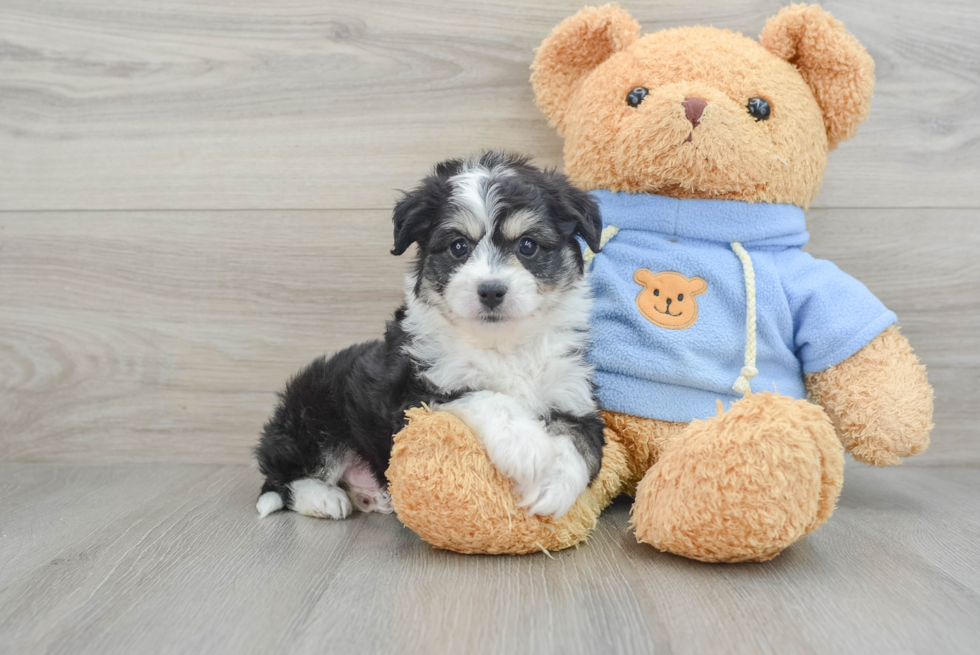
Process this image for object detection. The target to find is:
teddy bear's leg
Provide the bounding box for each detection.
[386,407,630,554]
[600,410,685,496]
[806,326,933,467]
[630,392,844,563]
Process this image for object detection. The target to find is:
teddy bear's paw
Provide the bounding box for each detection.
[386,408,629,554]
[848,441,903,467]
[841,414,930,467]
[806,326,934,467]
[630,392,843,563]
[437,390,559,490]
[516,437,590,518]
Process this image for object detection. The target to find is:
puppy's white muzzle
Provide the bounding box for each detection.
[444,240,542,323]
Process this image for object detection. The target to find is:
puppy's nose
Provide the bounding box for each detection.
[477,282,507,309]
[666,297,672,306]
[682,97,707,127]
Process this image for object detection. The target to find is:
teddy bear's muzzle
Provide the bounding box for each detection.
[682,97,707,127]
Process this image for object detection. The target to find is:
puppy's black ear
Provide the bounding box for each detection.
[391,191,430,256]
[544,170,603,253]
[391,164,457,256]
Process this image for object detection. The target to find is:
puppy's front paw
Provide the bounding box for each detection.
[517,439,590,518]
[483,417,558,492]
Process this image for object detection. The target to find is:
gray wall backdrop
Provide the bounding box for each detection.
[1,0,977,465]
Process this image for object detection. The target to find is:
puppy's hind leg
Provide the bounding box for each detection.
[256,472,354,520]
[254,425,353,520]
[256,481,285,518]
[289,477,353,520]
[341,456,394,515]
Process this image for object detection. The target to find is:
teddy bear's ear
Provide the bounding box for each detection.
[531,5,641,133]
[760,4,875,149]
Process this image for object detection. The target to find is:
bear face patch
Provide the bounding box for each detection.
[633,269,707,330]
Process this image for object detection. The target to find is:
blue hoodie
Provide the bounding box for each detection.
[587,190,896,424]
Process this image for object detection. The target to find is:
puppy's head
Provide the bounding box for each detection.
[392,151,601,326]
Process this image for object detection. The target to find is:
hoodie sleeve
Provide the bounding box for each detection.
[772,249,897,374]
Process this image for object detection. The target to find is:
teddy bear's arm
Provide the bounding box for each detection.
[805,326,933,466]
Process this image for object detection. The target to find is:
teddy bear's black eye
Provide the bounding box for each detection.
[653,288,659,296]
[747,97,771,121]
[626,87,649,108]
[450,238,469,258]
[677,294,684,301]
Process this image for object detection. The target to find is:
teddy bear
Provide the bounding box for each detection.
[385,3,934,562]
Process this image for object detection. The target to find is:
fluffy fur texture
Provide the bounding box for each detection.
[600,410,684,497]
[255,338,423,519]
[531,4,874,208]
[257,152,609,522]
[387,406,629,554]
[529,3,930,562]
[629,392,844,563]
[806,325,934,466]
[760,5,876,149]
[392,4,932,560]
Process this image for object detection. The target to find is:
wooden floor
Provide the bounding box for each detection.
[2,0,980,653]
[1,463,978,655]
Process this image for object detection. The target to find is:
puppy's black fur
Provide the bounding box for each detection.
[255,151,605,514]
[255,314,451,506]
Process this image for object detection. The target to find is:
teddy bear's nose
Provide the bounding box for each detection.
[683,97,707,127]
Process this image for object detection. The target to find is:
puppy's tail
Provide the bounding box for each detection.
[256,481,286,518]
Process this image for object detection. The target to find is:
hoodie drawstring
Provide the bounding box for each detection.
[730,241,758,395]
[583,226,620,270]
[586,227,759,396]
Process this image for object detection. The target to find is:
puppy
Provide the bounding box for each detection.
[254,151,606,521]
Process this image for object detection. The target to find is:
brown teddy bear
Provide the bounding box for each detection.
[386,4,934,561]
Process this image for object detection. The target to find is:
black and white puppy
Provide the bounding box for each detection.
[255,151,605,521]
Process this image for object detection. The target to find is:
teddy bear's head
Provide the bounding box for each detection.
[531,4,874,208]
[633,269,707,329]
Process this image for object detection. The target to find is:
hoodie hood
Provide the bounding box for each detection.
[591,190,809,250]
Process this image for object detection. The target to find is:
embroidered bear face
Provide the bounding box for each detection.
[633,269,707,330]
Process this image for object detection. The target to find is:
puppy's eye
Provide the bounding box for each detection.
[626,87,648,108]
[653,289,659,296]
[677,294,684,301]
[747,97,771,121]
[518,237,538,257]
[450,238,469,258]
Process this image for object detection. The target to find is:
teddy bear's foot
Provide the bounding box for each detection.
[386,407,629,554]
[631,392,843,563]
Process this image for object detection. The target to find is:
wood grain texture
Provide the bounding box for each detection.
[0,210,409,463]
[1,2,978,652]
[2,208,977,464]
[1,0,978,211]
[0,463,978,655]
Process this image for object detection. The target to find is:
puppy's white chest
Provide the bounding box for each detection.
[468,347,544,395]
[429,339,589,418]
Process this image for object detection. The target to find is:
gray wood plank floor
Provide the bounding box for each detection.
[1,463,978,655]
[2,0,979,653]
